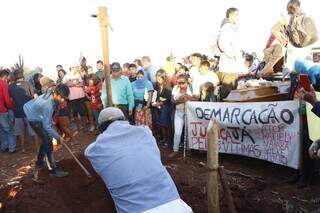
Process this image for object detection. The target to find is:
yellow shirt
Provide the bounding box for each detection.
[162,61,177,78]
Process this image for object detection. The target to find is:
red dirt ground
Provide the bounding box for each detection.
[1,130,320,213]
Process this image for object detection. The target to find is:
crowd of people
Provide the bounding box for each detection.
[0,52,248,154]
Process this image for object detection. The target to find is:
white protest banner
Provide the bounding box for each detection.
[186,101,301,169]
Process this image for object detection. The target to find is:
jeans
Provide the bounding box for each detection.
[29,121,56,170]
[93,110,100,127]
[0,111,16,152]
[173,110,185,152]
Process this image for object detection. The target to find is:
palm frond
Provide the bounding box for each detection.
[11,55,24,73]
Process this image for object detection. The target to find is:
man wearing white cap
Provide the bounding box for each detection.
[85,107,192,213]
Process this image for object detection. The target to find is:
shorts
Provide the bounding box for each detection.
[69,98,87,117]
[13,118,36,136]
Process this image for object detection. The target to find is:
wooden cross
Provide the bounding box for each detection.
[95,6,113,107]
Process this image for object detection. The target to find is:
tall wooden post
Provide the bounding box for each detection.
[98,6,113,106]
[207,120,220,213]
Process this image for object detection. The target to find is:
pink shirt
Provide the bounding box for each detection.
[62,73,85,100]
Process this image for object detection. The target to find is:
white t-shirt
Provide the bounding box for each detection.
[189,65,200,81]
[191,71,219,95]
[172,85,192,112]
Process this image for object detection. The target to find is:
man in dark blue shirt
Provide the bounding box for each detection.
[9,70,38,152]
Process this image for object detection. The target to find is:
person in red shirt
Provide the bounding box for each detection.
[0,69,16,153]
[85,74,102,130]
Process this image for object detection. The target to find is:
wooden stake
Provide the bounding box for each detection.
[219,166,237,213]
[207,120,220,213]
[183,105,187,162]
[98,6,113,106]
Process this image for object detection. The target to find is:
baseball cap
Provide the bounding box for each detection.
[111,62,121,71]
[98,107,125,125]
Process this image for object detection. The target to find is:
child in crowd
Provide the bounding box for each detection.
[244,54,258,75]
[87,65,94,75]
[192,60,220,97]
[170,65,189,87]
[122,63,131,78]
[33,73,43,96]
[170,74,197,157]
[200,82,217,102]
[128,64,138,82]
[85,74,102,129]
[81,70,96,132]
[153,69,172,147]
[210,57,219,72]
[132,70,154,129]
[57,69,67,84]
[133,59,143,71]
[53,96,74,142]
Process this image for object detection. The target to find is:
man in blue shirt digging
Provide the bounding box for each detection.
[85,107,192,213]
[24,84,70,181]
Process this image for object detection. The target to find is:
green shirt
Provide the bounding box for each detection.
[131,80,154,110]
[101,75,135,110]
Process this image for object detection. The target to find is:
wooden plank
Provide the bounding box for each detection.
[207,120,220,213]
[98,6,113,106]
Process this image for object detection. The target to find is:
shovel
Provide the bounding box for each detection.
[60,141,93,179]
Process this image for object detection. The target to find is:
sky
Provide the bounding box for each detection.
[0,0,319,78]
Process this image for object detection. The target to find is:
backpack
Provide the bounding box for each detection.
[288,13,319,48]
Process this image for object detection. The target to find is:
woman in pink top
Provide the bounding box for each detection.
[62,66,87,131]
